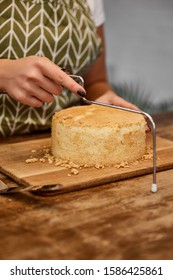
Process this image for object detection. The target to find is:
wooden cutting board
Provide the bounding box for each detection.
[0,136,173,194]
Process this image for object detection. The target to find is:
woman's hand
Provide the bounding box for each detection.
[95,90,140,111]
[0,56,85,107]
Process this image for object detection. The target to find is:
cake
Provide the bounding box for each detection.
[51,104,146,166]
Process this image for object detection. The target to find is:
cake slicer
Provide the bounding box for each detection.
[0,179,62,194]
[70,74,157,193]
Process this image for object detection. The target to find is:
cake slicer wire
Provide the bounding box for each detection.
[69,74,157,193]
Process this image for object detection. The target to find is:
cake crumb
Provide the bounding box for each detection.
[142,153,153,160]
[25,158,38,163]
[84,164,90,168]
[72,163,80,168]
[142,147,153,160]
[115,161,129,168]
[70,168,79,175]
[48,157,54,164]
[95,164,104,169]
[55,159,63,166]
[39,158,46,162]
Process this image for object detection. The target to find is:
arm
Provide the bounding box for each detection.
[0,56,85,107]
[84,24,139,111]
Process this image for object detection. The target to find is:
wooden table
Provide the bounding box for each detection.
[0,112,173,260]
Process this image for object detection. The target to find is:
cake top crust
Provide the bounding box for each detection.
[52,105,145,128]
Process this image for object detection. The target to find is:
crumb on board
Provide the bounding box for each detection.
[95,164,105,169]
[25,158,39,163]
[70,168,79,175]
[142,154,153,160]
[114,161,129,168]
[39,158,46,162]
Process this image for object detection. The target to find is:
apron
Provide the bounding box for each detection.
[0,0,102,137]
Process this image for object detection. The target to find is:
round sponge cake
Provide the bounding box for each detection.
[51,105,146,166]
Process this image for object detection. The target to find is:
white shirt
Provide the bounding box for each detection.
[86,0,105,27]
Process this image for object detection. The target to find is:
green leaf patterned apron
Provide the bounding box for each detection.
[0,0,102,137]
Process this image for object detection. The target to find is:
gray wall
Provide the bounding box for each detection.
[104,0,173,104]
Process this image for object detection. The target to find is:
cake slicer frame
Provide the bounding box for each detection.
[70,74,157,193]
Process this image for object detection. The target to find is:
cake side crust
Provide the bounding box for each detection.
[51,105,146,166]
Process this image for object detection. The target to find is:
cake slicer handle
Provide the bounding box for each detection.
[0,180,63,194]
[69,74,157,193]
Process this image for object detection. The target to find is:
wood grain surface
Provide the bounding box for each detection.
[0,136,173,194]
[0,112,173,260]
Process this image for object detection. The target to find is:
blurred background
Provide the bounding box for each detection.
[104,0,173,113]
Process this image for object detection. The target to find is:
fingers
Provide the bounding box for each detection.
[27,96,43,107]
[4,56,86,107]
[3,57,86,107]
[9,83,55,107]
[112,96,140,111]
[31,86,55,103]
[39,58,86,95]
[10,90,43,107]
[40,76,63,96]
